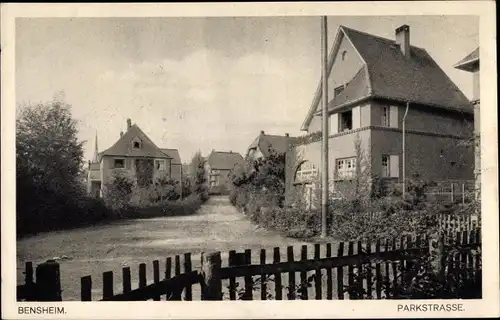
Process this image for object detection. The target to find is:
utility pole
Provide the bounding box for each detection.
[402,101,410,198]
[320,16,329,238]
[180,165,183,201]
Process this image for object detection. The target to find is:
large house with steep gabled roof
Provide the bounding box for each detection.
[286,24,475,207]
[87,118,182,198]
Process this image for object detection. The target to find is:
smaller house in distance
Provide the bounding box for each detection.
[87,118,182,198]
[205,150,244,195]
[246,130,292,161]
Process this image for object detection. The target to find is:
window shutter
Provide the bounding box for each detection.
[390,155,400,178]
[330,113,338,134]
[352,106,361,129]
[389,106,399,128]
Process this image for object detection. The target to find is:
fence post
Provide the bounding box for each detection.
[428,232,445,282]
[200,252,222,300]
[35,260,62,301]
[462,183,465,205]
[450,183,454,203]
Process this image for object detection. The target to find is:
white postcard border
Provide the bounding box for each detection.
[1,2,498,319]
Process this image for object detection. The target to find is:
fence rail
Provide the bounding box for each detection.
[17,228,481,301]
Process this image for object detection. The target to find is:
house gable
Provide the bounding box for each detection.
[301,27,367,132]
[100,124,171,159]
[301,25,473,132]
[207,151,244,171]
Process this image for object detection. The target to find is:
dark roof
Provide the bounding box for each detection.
[454,47,479,72]
[455,48,479,66]
[160,148,181,164]
[100,124,171,159]
[343,26,472,113]
[303,25,473,130]
[247,133,291,157]
[206,151,244,170]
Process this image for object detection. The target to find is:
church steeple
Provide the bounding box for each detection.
[92,133,99,163]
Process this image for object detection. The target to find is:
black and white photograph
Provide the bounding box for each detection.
[1,2,498,319]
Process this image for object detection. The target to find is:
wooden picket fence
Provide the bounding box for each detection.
[17,229,481,301]
[438,213,481,234]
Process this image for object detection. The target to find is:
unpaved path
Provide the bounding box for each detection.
[17,196,317,300]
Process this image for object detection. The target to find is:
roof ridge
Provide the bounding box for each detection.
[341,25,427,51]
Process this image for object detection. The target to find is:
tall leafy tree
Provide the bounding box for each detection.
[17,100,85,193]
[16,99,86,234]
[189,151,208,200]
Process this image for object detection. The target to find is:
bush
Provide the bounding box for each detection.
[122,193,203,219]
[104,171,135,210]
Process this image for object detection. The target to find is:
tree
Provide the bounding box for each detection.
[16,100,85,194]
[16,99,86,234]
[229,146,286,211]
[189,151,208,201]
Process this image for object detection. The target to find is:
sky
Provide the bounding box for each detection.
[16,16,479,164]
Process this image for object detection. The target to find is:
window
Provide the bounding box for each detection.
[340,110,353,131]
[294,161,317,184]
[381,155,390,178]
[132,138,142,149]
[155,159,166,171]
[336,157,356,180]
[381,106,390,126]
[210,175,218,187]
[334,85,345,97]
[381,155,399,178]
[114,159,125,169]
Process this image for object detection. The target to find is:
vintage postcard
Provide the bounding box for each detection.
[1,1,498,319]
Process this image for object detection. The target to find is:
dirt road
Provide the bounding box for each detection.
[17,196,314,300]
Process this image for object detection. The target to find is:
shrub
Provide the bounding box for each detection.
[104,171,135,210]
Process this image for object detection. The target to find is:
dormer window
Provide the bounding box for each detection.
[131,137,142,149]
[334,85,345,97]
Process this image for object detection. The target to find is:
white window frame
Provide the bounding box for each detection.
[389,105,399,128]
[336,157,356,180]
[294,161,317,184]
[155,159,166,171]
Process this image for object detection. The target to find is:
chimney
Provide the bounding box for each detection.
[260,130,265,135]
[285,133,289,137]
[395,25,410,58]
[120,131,123,137]
[126,118,132,130]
